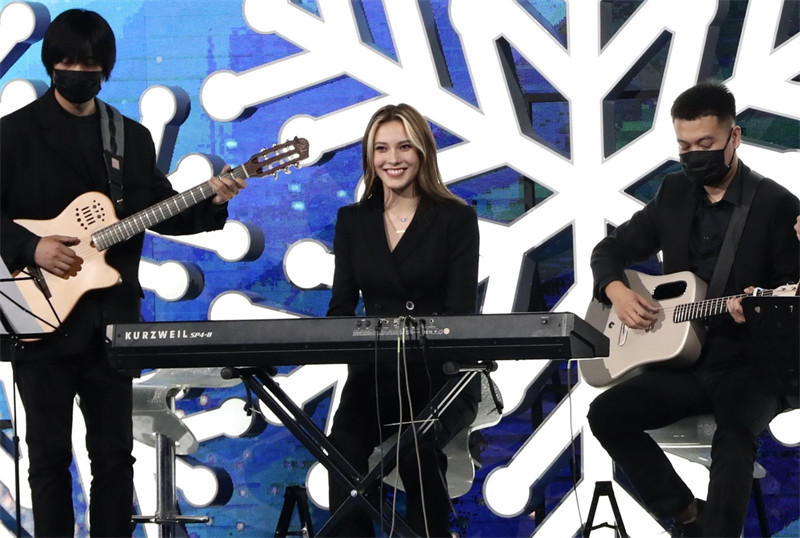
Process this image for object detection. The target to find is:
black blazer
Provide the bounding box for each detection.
[327,193,480,393]
[0,88,228,358]
[327,194,480,319]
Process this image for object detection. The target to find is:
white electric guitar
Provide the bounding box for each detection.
[11,138,309,340]
[580,269,798,387]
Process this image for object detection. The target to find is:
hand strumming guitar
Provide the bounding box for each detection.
[34,235,82,278]
[605,280,659,330]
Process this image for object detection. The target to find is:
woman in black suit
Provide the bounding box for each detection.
[326,103,480,537]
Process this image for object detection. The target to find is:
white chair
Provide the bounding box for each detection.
[369,372,503,498]
[647,414,770,536]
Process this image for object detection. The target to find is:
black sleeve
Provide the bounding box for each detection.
[0,114,40,271]
[591,193,663,303]
[443,204,480,314]
[763,182,800,288]
[327,206,360,317]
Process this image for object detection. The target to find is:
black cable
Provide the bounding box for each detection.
[373,319,384,534]
[483,369,504,415]
[566,358,584,528]
[399,317,430,537]
[414,317,439,436]
[389,321,403,536]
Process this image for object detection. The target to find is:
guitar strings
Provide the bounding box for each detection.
[34,141,304,294]
[636,288,787,317]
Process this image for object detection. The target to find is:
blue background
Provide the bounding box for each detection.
[1,0,798,536]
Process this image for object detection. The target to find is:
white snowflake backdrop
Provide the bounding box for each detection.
[0,0,798,536]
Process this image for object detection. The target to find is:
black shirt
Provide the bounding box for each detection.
[688,166,741,287]
[689,164,748,368]
[66,108,107,192]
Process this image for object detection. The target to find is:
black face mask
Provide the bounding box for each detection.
[679,128,735,187]
[52,69,103,104]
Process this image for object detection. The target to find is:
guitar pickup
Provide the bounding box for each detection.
[618,323,628,346]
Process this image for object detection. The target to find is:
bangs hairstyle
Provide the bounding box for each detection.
[670,82,736,126]
[360,103,464,205]
[42,9,116,80]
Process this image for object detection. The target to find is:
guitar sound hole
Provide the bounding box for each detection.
[75,202,107,230]
[652,280,687,301]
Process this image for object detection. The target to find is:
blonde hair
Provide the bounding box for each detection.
[360,103,465,205]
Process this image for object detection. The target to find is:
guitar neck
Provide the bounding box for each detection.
[91,167,245,251]
[673,289,773,323]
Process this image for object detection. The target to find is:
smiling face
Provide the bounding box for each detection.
[372,120,420,197]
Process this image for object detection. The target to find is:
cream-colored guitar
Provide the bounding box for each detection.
[12,138,309,339]
[580,269,798,387]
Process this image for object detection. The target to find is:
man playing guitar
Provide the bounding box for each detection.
[0,9,245,536]
[586,83,799,537]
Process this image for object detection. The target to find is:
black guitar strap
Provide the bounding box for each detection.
[706,170,764,299]
[98,100,125,215]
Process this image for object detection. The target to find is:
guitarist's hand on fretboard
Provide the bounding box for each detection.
[727,286,755,324]
[34,235,83,278]
[209,164,248,205]
[605,280,659,330]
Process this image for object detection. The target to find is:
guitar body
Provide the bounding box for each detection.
[13,192,122,336]
[580,270,706,387]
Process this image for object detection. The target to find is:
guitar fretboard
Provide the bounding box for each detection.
[673,289,778,323]
[91,167,248,251]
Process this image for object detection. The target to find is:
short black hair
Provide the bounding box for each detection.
[41,9,116,81]
[670,82,736,125]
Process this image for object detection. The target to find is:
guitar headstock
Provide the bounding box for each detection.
[243,137,310,178]
[773,283,799,297]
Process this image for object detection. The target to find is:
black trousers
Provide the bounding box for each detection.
[13,335,135,537]
[327,364,478,537]
[587,364,781,537]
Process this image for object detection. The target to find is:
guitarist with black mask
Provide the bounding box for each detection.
[0,9,245,536]
[586,83,798,537]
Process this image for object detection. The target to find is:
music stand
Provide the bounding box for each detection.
[742,295,799,404]
[0,262,51,338]
[0,260,59,537]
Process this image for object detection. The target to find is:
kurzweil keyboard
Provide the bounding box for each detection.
[106,312,608,369]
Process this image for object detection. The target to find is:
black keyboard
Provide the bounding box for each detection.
[106,312,609,369]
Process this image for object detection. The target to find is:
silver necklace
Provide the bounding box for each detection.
[385,207,416,223]
[385,213,406,234]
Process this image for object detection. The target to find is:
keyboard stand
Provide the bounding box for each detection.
[224,365,483,537]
